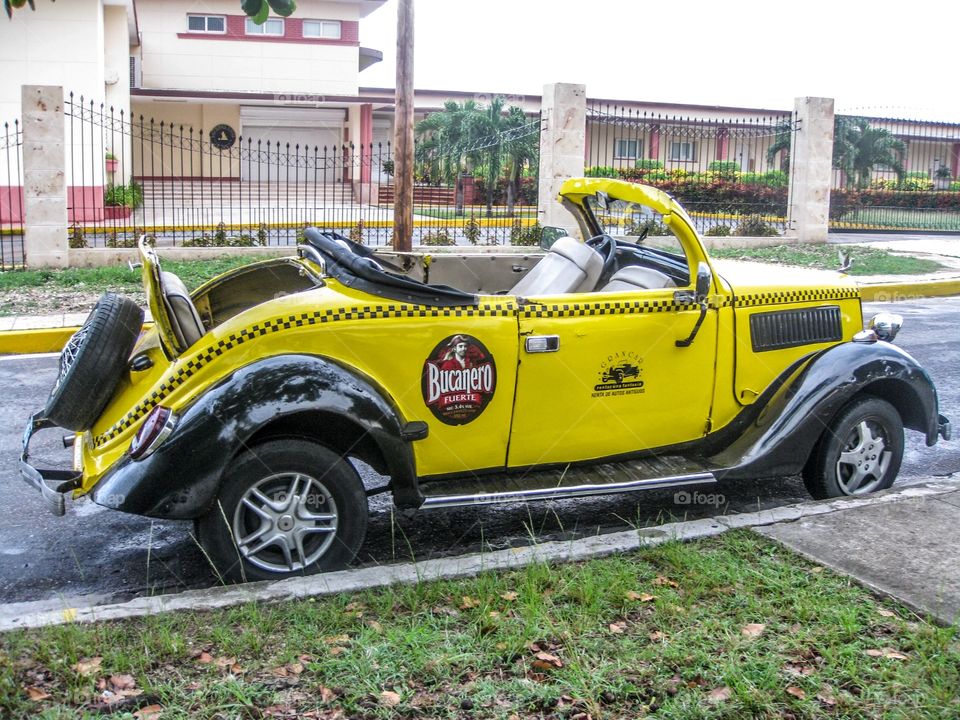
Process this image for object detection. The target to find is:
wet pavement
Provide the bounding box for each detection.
[1,297,958,605]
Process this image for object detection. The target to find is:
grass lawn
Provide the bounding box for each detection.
[414,207,537,221]
[710,244,944,276]
[1,532,956,719]
[833,208,960,231]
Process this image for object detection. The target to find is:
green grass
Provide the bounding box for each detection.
[711,244,943,276]
[1,532,956,719]
[414,207,537,220]
[0,257,263,294]
[834,207,960,231]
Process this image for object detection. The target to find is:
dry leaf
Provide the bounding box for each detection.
[625,590,644,601]
[319,686,336,703]
[649,630,667,642]
[877,609,896,618]
[532,651,563,670]
[135,705,163,719]
[500,591,518,601]
[380,690,402,707]
[786,686,806,699]
[883,649,909,660]
[366,620,383,633]
[783,662,814,677]
[196,652,213,664]
[328,647,345,656]
[608,622,626,635]
[212,657,236,670]
[816,689,837,707]
[459,596,480,610]
[653,575,679,588]
[664,674,682,695]
[742,623,766,638]
[287,662,304,675]
[72,657,102,675]
[270,665,290,678]
[26,686,51,702]
[324,634,350,645]
[344,601,366,612]
[810,567,824,574]
[707,686,732,703]
[864,649,884,657]
[110,674,137,691]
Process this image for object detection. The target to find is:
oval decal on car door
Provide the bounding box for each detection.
[422,334,497,425]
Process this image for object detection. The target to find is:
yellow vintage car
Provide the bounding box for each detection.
[21,178,950,582]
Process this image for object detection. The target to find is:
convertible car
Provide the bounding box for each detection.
[21,178,950,582]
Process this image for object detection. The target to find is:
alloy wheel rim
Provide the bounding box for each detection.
[232,472,338,573]
[836,419,891,494]
[52,324,91,393]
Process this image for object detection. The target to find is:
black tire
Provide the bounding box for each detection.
[45,293,144,431]
[802,397,904,500]
[196,438,368,583]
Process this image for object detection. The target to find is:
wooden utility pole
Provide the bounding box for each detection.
[393,0,414,251]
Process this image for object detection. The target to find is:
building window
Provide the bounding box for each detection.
[303,20,342,39]
[245,17,285,35]
[669,141,697,162]
[187,15,226,33]
[614,138,641,160]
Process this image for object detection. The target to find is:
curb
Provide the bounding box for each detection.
[857,277,960,302]
[0,326,79,355]
[0,480,955,633]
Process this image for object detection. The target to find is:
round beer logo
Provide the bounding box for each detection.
[421,334,497,425]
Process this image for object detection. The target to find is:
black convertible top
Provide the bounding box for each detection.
[303,228,479,307]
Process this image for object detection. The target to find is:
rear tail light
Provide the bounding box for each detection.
[129,406,177,460]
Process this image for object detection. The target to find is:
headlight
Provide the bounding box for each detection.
[869,312,903,342]
[129,406,177,460]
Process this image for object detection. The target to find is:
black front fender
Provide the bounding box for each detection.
[90,355,421,518]
[711,341,942,480]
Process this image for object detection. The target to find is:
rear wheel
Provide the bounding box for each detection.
[196,438,368,583]
[803,397,904,500]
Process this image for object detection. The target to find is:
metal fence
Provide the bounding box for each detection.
[830,114,960,232]
[586,102,793,236]
[0,120,24,269]
[63,94,541,249]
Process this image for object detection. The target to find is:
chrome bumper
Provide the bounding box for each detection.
[19,411,81,516]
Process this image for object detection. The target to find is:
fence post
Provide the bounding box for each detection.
[537,83,586,237]
[22,85,69,268]
[787,97,834,243]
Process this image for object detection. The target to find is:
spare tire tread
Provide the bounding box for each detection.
[45,293,144,431]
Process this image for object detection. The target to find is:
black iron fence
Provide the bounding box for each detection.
[830,114,960,232]
[0,120,24,270]
[586,102,793,236]
[63,94,541,249]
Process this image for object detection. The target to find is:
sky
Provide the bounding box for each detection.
[358,0,960,121]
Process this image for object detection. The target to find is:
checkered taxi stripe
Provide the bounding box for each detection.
[93,301,515,448]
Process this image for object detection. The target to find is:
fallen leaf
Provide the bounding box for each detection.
[344,601,366,612]
[110,674,137,691]
[809,566,824,574]
[786,686,806,699]
[366,620,383,633]
[742,623,766,638]
[532,651,563,670]
[324,634,350,645]
[816,689,837,707]
[654,575,679,588]
[270,666,290,678]
[864,649,884,657]
[877,609,896,618]
[380,690,402,707]
[212,657,236,670]
[459,596,480,610]
[196,652,213,664]
[649,630,667,642]
[134,705,163,719]
[287,662,304,675]
[783,662,814,677]
[72,657,103,675]
[608,622,626,635]
[707,686,732,703]
[319,686,336,703]
[328,647,345,656]
[883,648,909,660]
[625,591,643,601]
[500,591,518,601]
[664,674,682,695]
[26,686,51,702]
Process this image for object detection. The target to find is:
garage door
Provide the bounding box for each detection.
[239,107,344,182]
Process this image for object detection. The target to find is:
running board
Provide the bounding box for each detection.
[419,455,717,510]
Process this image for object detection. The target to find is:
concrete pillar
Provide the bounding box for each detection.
[359,103,373,184]
[537,83,586,236]
[716,127,729,162]
[787,97,834,243]
[22,85,69,268]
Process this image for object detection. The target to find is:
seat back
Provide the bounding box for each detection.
[509,236,603,296]
[160,271,205,349]
[599,265,676,292]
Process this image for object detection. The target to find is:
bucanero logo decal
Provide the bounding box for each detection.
[593,350,645,398]
[422,334,497,425]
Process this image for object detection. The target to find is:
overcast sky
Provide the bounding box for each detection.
[359,0,959,121]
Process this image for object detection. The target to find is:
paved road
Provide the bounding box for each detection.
[2,297,958,605]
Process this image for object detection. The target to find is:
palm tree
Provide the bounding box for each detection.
[832,117,906,189]
[501,106,539,217]
[415,99,485,215]
[765,119,793,173]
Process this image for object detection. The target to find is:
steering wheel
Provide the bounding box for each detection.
[586,233,618,287]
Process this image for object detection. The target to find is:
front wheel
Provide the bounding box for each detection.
[196,439,368,583]
[803,397,904,500]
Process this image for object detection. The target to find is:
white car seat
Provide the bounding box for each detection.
[509,236,604,296]
[599,265,676,292]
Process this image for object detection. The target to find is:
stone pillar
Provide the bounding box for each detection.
[787,97,834,244]
[537,83,586,237]
[22,85,69,268]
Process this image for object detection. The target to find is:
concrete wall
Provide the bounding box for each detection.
[137,0,362,96]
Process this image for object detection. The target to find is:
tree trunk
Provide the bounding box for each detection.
[506,167,516,218]
[455,169,464,216]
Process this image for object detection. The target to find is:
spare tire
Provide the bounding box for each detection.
[45,293,144,431]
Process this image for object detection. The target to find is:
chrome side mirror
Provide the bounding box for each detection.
[869,312,903,342]
[539,226,566,251]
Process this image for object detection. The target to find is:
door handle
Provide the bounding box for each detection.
[525,336,560,353]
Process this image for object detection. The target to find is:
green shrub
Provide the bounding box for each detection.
[708,160,741,174]
[704,225,732,236]
[463,216,482,245]
[104,181,143,209]
[349,219,366,245]
[950,181,960,191]
[585,165,618,178]
[421,229,454,246]
[625,218,669,236]
[635,159,665,171]
[68,224,87,249]
[735,215,779,237]
[510,220,541,246]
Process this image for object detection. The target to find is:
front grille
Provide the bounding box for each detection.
[750,305,843,352]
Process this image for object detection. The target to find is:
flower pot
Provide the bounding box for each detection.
[105,159,118,174]
[103,205,132,220]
